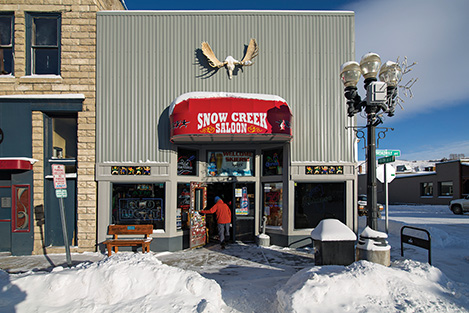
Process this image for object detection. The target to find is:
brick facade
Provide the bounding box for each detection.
[1,0,125,254]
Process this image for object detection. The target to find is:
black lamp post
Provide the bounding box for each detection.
[340,53,402,230]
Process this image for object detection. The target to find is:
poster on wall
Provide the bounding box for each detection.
[207,151,253,177]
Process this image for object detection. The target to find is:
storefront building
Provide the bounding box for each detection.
[96,11,358,251]
[0,0,125,255]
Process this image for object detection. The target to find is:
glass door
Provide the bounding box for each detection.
[233,183,255,242]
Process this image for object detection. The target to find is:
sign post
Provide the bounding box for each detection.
[51,164,72,267]
[377,162,396,234]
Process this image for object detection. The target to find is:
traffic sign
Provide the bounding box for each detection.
[52,164,67,189]
[55,189,68,198]
[376,149,401,157]
[377,164,396,183]
[378,156,395,164]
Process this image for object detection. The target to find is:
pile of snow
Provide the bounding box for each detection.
[0,253,227,313]
[277,260,469,313]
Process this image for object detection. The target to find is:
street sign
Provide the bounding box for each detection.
[51,164,67,189]
[378,156,395,164]
[376,149,401,157]
[55,189,68,198]
[51,163,72,266]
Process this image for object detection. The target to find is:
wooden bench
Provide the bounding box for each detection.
[103,224,153,256]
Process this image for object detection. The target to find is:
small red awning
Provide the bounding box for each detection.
[0,158,37,171]
[169,92,292,143]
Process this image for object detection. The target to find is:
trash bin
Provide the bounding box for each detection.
[310,219,357,266]
[356,226,391,266]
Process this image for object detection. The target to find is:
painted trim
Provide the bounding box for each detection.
[0,159,34,170]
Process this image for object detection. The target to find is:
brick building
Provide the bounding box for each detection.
[0,0,125,255]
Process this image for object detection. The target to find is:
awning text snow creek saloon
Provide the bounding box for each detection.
[169,92,292,142]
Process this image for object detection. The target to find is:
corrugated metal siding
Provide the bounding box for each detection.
[96,11,355,163]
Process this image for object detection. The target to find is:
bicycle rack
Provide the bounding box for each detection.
[400,226,431,265]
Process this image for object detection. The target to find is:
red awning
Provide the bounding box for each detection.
[0,158,37,171]
[169,92,292,143]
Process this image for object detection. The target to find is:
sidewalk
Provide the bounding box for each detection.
[0,251,105,273]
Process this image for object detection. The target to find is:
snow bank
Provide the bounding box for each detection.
[277,260,469,313]
[0,253,227,313]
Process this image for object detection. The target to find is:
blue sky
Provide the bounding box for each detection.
[122,0,469,161]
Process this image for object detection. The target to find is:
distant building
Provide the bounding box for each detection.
[358,159,469,205]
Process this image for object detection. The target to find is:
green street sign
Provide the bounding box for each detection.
[376,149,401,157]
[378,156,395,164]
[55,189,68,198]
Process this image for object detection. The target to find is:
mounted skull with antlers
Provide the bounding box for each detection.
[201,38,259,79]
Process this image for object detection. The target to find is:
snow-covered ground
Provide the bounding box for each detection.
[1,205,468,312]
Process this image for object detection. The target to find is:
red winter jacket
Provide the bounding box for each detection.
[201,199,231,224]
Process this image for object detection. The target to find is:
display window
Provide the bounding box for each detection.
[263,182,283,226]
[262,148,283,176]
[294,182,345,229]
[177,148,198,176]
[207,151,254,177]
[112,183,165,230]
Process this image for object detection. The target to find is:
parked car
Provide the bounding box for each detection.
[357,194,384,217]
[449,196,469,215]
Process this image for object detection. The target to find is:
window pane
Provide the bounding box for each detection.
[112,183,165,230]
[33,18,58,46]
[294,182,345,229]
[52,117,77,159]
[420,182,433,196]
[207,151,254,177]
[176,183,191,230]
[0,16,12,45]
[0,15,13,75]
[34,49,59,75]
[177,148,198,176]
[1,48,12,74]
[262,148,283,176]
[439,181,453,196]
[263,183,283,226]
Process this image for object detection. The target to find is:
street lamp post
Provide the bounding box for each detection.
[340,53,402,230]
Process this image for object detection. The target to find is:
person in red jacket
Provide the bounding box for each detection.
[201,196,231,248]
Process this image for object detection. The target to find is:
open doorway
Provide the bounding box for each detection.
[206,182,233,242]
[206,182,255,243]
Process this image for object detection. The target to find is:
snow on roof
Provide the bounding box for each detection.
[310,219,357,241]
[169,91,288,116]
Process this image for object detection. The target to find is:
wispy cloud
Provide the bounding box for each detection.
[400,140,469,161]
[347,0,469,119]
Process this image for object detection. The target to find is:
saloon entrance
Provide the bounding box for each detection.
[205,182,255,243]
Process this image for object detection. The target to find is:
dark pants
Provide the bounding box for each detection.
[217,223,230,244]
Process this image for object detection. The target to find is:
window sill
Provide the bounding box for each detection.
[0,75,15,83]
[19,75,63,83]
